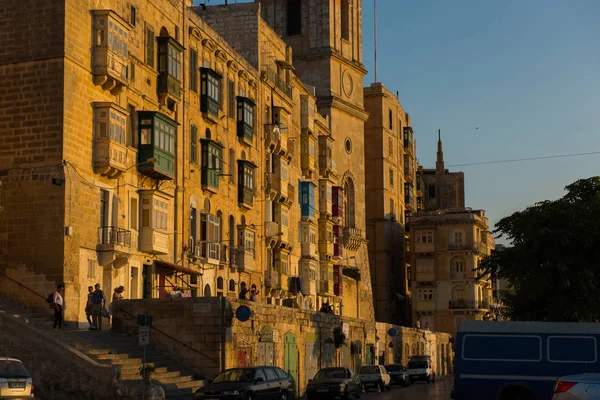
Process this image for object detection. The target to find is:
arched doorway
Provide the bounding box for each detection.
[204,284,211,297]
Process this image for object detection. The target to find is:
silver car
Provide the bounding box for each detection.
[0,358,34,399]
[553,373,600,399]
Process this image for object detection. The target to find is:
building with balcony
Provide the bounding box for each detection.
[409,208,496,335]
[363,82,416,325]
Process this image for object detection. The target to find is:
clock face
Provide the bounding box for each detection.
[343,70,354,97]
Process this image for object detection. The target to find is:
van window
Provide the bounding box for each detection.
[463,335,541,361]
[407,360,428,369]
[548,336,597,363]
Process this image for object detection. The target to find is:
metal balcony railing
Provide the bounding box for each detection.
[262,66,292,99]
[449,300,490,310]
[97,226,131,247]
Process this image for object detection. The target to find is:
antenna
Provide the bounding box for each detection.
[374,0,378,83]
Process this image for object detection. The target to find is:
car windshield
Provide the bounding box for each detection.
[360,366,380,374]
[212,369,255,383]
[314,368,347,380]
[0,361,30,379]
[407,360,428,369]
[385,365,403,372]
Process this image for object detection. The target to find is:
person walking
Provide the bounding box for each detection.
[52,284,64,330]
[85,286,94,329]
[91,283,106,331]
[109,286,125,328]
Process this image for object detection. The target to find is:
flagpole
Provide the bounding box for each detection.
[374,0,378,83]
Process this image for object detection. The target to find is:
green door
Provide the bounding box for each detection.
[284,333,298,392]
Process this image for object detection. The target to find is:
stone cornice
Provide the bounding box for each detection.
[317,96,370,122]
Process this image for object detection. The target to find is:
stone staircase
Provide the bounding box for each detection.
[0,293,206,399]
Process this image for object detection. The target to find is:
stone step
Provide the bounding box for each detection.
[167,379,206,390]
[120,364,181,376]
[155,374,195,385]
[120,369,188,381]
[97,354,166,366]
[94,350,162,360]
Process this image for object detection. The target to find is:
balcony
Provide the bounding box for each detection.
[219,244,229,266]
[286,183,296,205]
[301,241,317,259]
[264,125,279,151]
[448,243,487,253]
[236,249,254,272]
[414,242,435,253]
[449,271,470,280]
[92,11,129,95]
[300,95,315,132]
[416,301,435,313]
[342,227,364,251]
[94,139,128,178]
[286,138,295,161]
[238,187,254,209]
[403,127,414,156]
[300,262,317,296]
[137,111,176,180]
[139,228,169,255]
[318,280,335,297]
[334,242,344,259]
[449,300,489,310]
[405,187,415,210]
[319,238,334,258]
[262,65,292,99]
[264,221,280,244]
[198,241,221,265]
[97,226,131,267]
[404,162,415,182]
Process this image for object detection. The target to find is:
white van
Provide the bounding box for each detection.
[406,355,436,384]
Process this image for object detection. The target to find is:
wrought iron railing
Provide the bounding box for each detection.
[262,66,292,98]
[97,226,131,247]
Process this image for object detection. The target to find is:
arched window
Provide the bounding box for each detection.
[229,279,236,292]
[450,257,466,279]
[343,177,356,228]
[388,109,393,130]
[217,277,224,290]
[204,284,211,297]
[203,198,211,213]
[205,128,211,140]
[217,210,223,247]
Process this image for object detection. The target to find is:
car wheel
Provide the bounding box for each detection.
[279,391,288,400]
[426,375,431,383]
[244,392,254,400]
[342,388,349,400]
[354,388,361,399]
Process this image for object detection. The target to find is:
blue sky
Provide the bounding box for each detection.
[361,0,600,242]
[203,0,599,242]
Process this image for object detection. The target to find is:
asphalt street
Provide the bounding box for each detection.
[359,376,453,400]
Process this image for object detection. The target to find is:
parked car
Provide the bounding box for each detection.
[194,366,295,400]
[553,374,600,399]
[305,367,361,400]
[0,358,34,398]
[406,356,435,384]
[384,364,410,387]
[358,365,391,391]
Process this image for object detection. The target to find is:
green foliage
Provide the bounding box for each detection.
[333,326,347,349]
[477,177,600,322]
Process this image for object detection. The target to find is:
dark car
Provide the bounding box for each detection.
[384,364,410,387]
[194,367,295,400]
[306,368,361,400]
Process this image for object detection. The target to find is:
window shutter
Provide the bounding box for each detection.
[146,27,155,68]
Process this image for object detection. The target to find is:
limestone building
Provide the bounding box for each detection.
[197,0,375,321]
[363,83,417,325]
[409,208,495,335]
[0,0,354,324]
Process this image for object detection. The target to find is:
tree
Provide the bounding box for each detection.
[477,177,600,322]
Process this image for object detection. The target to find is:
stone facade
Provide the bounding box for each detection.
[115,297,453,396]
[409,209,495,335]
[363,83,417,325]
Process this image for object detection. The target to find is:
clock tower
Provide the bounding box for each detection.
[259,0,374,322]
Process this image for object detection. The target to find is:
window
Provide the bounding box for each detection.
[263,368,277,381]
[453,231,464,246]
[341,0,349,40]
[87,259,96,280]
[548,336,597,363]
[390,198,395,216]
[217,277,224,290]
[130,198,138,230]
[463,335,542,361]
[388,137,393,158]
[243,230,255,255]
[99,19,128,59]
[129,61,135,82]
[286,0,302,36]
[146,26,154,68]
[201,213,221,260]
[428,184,436,198]
[453,258,464,273]
[100,190,109,226]
[388,109,393,130]
[153,198,168,230]
[228,80,235,119]
[238,161,257,207]
[201,140,223,189]
[94,104,127,145]
[417,289,434,301]
[277,252,289,274]
[129,5,136,26]
[158,37,181,80]
[389,168,394,187]
[190,49,198,92]
[190,124,198,163]
[201,68,222,117]
[454,287,466,300]
[229,279,236,292]
[154,118,175,154]
[417,231,433,243]
[237,97,255,141]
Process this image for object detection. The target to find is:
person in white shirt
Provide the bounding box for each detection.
[52,284,64,330]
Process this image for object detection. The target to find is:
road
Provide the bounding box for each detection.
[359,376,453,400]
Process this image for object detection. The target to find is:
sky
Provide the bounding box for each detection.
[202,0,599,243]
[361,0,600,243]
